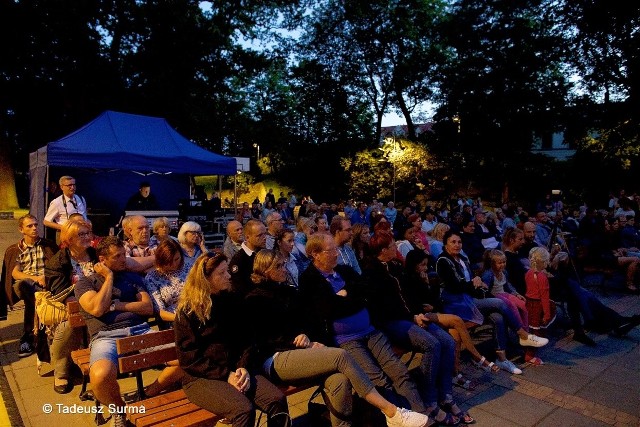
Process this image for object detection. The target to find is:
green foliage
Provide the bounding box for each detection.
[341,138,443,202]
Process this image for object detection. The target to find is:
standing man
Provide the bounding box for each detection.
[125,182,159,211]
[43,176,87,233]
[12,214,59,357]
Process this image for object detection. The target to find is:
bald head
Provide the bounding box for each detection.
[523,221,536,243]
[226,220,244,244]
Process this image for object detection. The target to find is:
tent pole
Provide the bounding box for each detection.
[234,173,238,216]
[45,166,50,211]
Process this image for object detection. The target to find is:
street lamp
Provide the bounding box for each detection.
[253,143,260,161]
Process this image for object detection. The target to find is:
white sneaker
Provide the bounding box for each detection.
[495,359,522,375]
[519,334,549,348]
[386,407,429,427]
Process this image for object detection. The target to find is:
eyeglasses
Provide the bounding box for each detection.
[77,231,92,238]
[63,184,76,187]
[203,251,225,276]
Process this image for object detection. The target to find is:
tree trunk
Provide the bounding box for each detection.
[0,140,19,209]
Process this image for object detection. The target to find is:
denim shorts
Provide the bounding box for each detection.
[89,323,151,367]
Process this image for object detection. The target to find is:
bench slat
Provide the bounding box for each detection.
[145,408,221,427]
[118,346,177,374]
[116,329,175,355]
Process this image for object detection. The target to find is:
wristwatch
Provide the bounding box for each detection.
[109,302,116,312]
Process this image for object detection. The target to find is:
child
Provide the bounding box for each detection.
[524,247,557,365]
[482,249,529,331]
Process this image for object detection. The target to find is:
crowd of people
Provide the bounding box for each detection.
[4,176,640,427]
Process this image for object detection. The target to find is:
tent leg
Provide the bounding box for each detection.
[233,174,238,217]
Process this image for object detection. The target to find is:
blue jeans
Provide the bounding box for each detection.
[339,330,426,414]
[474,297,524,351]
[566,278,623,330]
[382,320,456,405]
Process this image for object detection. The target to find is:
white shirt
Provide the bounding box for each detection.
[44,194,87,225]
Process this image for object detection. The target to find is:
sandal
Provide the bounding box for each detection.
[474,356,499,373]
[440,401,475,425]
[453,373,474,390]
[428,407,460,426]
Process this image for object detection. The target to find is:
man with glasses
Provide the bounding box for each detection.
[330,216,361,274]
[43,176,88,233]
[11,214,59,357]
[265,212,284,250]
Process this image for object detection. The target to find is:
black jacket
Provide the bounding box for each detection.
[45,246,94,296]
[244,280,306,363]
[174,290,254,383]
[298,263,367,345]
[360,257,414,327]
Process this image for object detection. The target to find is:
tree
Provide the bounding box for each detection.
[341,138,442,202]
[433,0,571,194]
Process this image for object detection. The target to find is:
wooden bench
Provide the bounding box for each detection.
[121,329,316,427]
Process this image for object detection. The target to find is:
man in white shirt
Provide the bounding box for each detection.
[43,176,87,232]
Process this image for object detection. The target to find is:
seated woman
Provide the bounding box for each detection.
[142,239,190,396]
[245,249,429,427]
[174,252,290,427]
[404,250,499,383]
[45,219,96,394]
[274,229,299,287]
[362,232,466,425]
[177,221,207,263]
[149,217,176,247]
[436,230,549,376]
[350,223,372,263]
[292,217,316,273]
[429,223,450,260]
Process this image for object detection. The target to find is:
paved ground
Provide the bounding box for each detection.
[0,217,639,427]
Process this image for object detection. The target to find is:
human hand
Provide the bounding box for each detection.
[310,341,325,348]
[228,368,250,393]
[293,334,311,348]
[414,314,430,328]
[336,289,348,297]
[35,276,46,287]
[93,262,113,279]
[516,294,526,301]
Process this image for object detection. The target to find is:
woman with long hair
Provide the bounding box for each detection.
[45,219,96,394]
[174,252,289,427]
[274,229,299,287]
[349,223,371,263]
[245,249,429,427]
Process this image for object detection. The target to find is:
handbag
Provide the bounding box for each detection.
[35,285,75,326]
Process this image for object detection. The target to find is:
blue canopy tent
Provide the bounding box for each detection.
[29,110,237,234]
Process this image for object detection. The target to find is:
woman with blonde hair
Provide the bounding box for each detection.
[45,219,96,394]
[349,222,371,263]
[245,249,429,427]
[174,252,289,427]
[430,223,451,259]
[149,217,175,246]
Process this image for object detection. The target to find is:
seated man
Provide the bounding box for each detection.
[460,220,484,267]
[473,209,500,249]
[222,220,244,260]
[299,234,427,416]
[122,215,156,273]
[229,219,267,295]
[75,236,154,427]
[331,216,361,274]
[11,214,59,357]
[265,212,284,250]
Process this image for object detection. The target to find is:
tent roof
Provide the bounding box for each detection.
[41,110,236,175]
